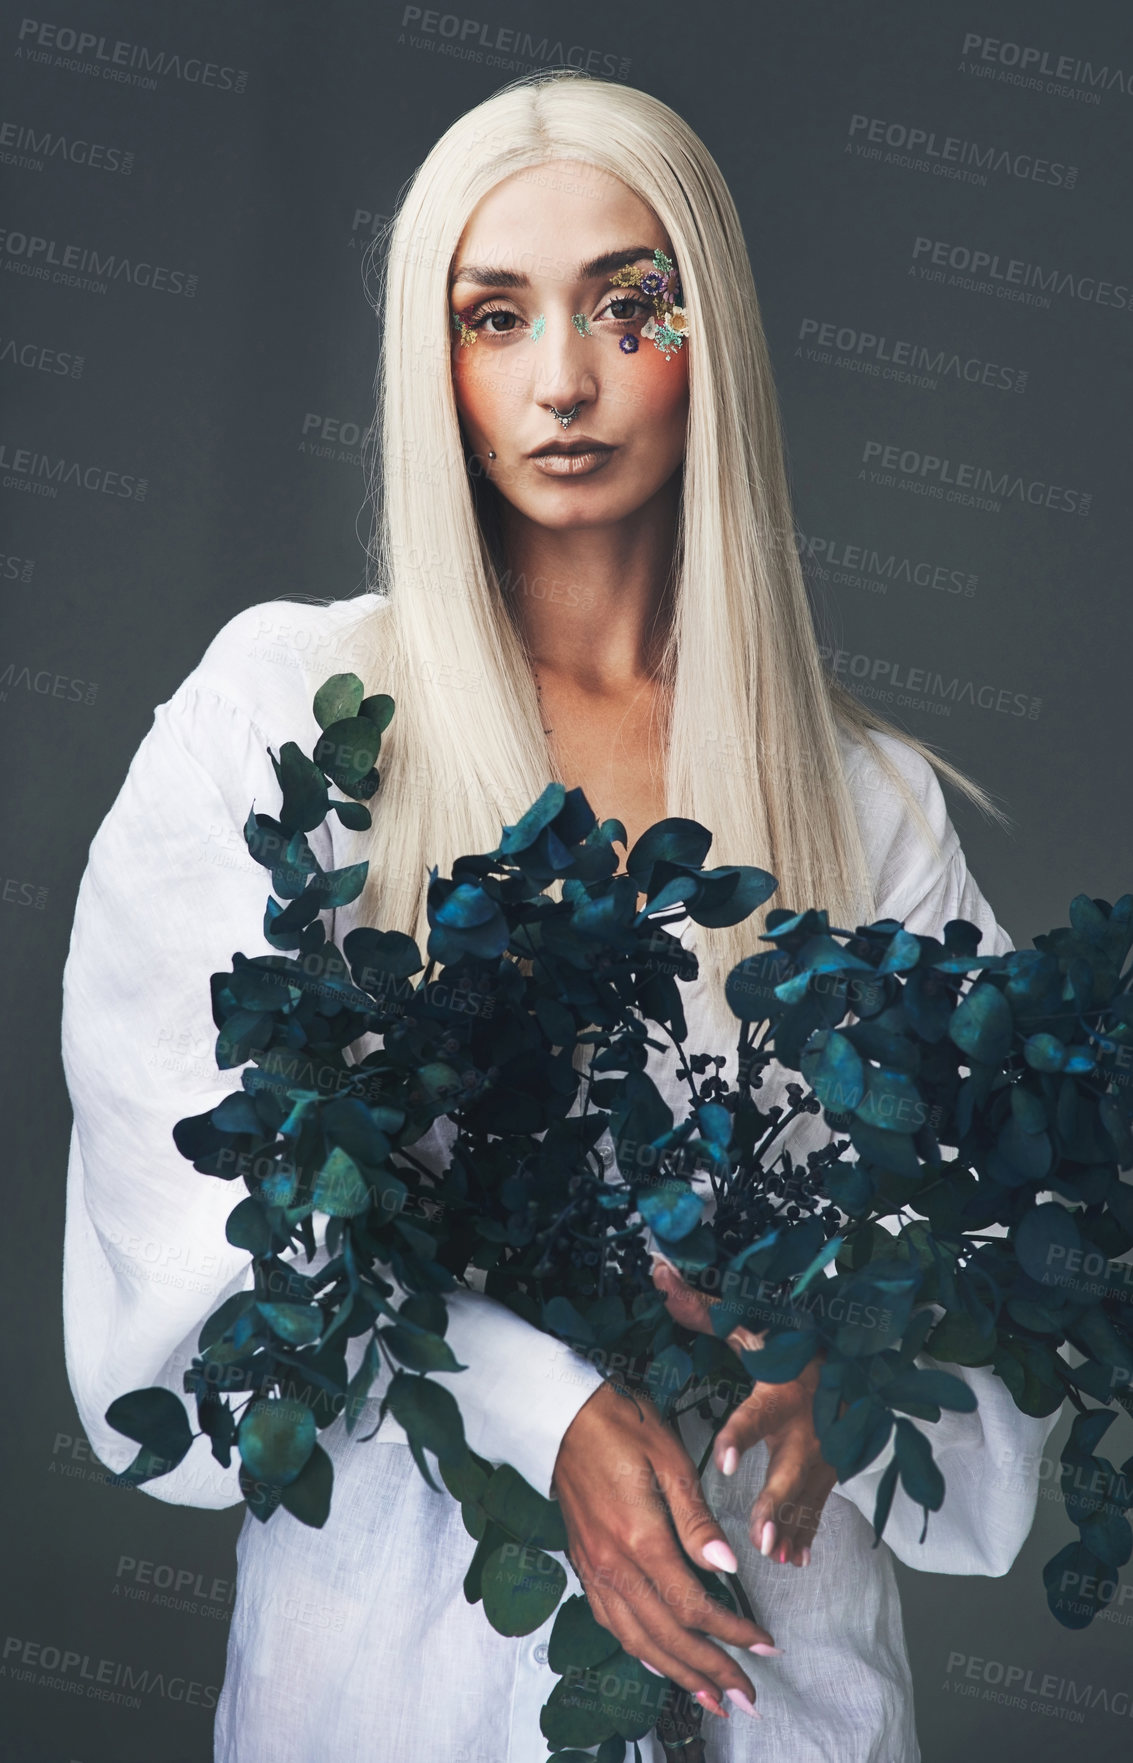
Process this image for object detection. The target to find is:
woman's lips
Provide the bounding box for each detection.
[529,446,616,477]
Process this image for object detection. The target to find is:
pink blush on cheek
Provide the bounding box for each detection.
[615,339,689,422]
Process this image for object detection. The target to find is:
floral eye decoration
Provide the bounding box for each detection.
[451,305,478,347]
[608,248,689,359]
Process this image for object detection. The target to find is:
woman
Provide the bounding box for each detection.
[61,71,1062,1760]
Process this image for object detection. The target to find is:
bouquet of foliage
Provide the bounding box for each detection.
[105,674,1133,1761]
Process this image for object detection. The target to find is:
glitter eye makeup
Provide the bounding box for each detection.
[448,252,685,352]
[607,248,689,360]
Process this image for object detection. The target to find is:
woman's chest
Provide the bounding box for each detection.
[537,674,669,855]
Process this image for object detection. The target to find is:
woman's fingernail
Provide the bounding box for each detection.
[778,1541,791,1564]
[703,1538,739,1574]
[759,1520,776,1557]
[725,1688,762,1718]
[800,1545,811,1567]
[720,1445,739,1476]
[749,1643,785,1656]
[695,1689,729,1717]
[642,1661,664,1677]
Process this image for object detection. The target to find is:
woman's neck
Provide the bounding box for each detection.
[498,482,679,688]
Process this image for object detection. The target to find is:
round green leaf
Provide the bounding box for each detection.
[313,673,364,730]
[105,1388,194,1464]
[548,1594,621,1674]
[949,981,1013,1065]
[480,1541,567,1636]
[237,1398,317,1486]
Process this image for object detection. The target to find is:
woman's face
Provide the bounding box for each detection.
[448,159,690,532]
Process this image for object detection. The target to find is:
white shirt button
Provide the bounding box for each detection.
[532,1641,549,1665]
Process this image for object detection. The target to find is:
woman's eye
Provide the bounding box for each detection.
[462,305,520,336]
[602,296,651,323]
[455,295,651,337]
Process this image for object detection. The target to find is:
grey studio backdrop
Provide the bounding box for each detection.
[2,1,1131,1758]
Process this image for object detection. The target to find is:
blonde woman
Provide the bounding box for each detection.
[61,70,1061,1761]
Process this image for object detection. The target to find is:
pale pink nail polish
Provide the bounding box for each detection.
[760,1520,776,1557]
[750,1642,785,1656]
[703,1538,739,1574]
[778,1541,790,1564]
[800,1545,811,1567]
[726,1688,762,1718]
[720,1444,739,1476]
[642,1661,664,1677]
[695,1689,729,1717]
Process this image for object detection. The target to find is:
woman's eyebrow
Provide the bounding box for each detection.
[449,245,659,290]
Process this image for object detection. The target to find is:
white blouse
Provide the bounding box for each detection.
[60,593,1062,1761]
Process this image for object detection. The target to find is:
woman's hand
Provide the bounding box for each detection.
[550,1378,779,1721]
[651,1255,840,1569]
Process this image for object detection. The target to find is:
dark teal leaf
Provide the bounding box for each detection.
[105,1388,194,1466]
[256,1301,324,1346]
[499,783,567,855]
[893,1416,944,1509]
[739,1330,818,1383]
[802,1029,865,1114]
[1014,1202,1084,1290]
[638,1180,703,1242]
[313,673,364,730]
[625,818,712,886]
[380,1324,466,1373]
[871,1456,900,1544]
[238,1398,318,1486]
[311,1146,373,1217]
[331,797,373,831]
[314,716,383,789]
[949,982,1013,1065]
[279,1441,334,1526]
[384,1371,467,1465]
[480,1541,567,1636]
[227,1195,274,1255]
[855,1067,928,1135]
[270,740,329,834]
[548,1593,621,1674]
[481,1463,570,1552]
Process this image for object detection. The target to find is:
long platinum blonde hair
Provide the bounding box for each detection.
[338,69,1002,1033]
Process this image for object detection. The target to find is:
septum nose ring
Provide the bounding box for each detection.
[549,404,579,428]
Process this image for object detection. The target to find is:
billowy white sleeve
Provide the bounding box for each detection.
[833,735,1064,1573]
[60,676,605,1513]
